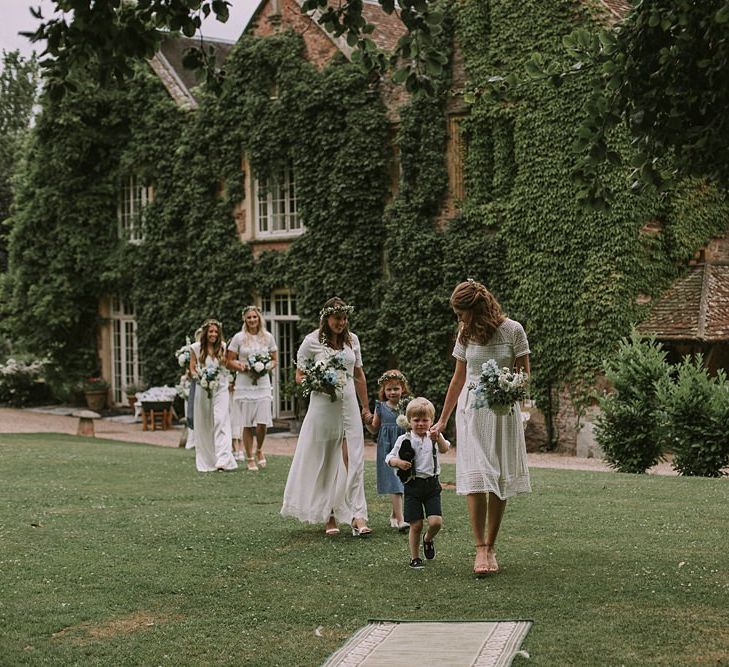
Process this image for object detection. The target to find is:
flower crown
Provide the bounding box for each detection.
[377,371,408,386]
[202,318,222,329]
[319,304,354,320]
[242,305,260,318]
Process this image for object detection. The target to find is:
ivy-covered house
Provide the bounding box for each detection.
[4,0,728,451]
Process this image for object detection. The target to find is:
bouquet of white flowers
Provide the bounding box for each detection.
[175,337,192,368]
[175,374,191,399]
[299,352,349,403]
[195,365,224,398]
[470,359,529,415]
[246,352,274,385]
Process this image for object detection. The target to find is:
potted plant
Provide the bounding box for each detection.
[82,377,110,411]
[124,382,146,410]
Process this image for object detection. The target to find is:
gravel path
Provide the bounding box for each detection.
[0,406,677,475]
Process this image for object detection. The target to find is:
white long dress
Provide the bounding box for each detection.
[191,342,238,472]
[281,331,368,525]
[453,318,531,499]
[227,330,278,437]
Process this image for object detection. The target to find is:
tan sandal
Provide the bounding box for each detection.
[246,457,259,472]
[255,449,267,468]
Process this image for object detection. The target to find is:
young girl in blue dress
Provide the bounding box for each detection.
[369,370,411,531]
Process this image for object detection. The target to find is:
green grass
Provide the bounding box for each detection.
[1,434,728,666]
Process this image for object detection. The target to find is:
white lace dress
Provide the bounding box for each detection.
[281,331,368,525]
[191,342,237,472]
[453,319,531,499]
[227,330,278,436]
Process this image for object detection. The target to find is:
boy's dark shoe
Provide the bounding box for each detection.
[423,536,436,560]
[409,557,425,569]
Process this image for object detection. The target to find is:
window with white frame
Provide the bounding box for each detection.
[118,175,150,243]
[255,163,302,237]
[260,291,299,418]
[110,297,143,404]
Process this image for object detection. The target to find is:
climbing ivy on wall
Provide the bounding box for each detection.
[448,0,729,430]
[4,0,727,442]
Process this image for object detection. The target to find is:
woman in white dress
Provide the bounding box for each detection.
[431,280,531,575]
[226,306,278,471]
[188,319,238,472]
[281,297,374,536]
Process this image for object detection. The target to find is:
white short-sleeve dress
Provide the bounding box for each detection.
[453,318,531,499]
[281,330,368,525]
[190,342,237,472]
[227,330,278,436]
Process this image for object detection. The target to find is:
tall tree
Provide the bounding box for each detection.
[0,50,40,271]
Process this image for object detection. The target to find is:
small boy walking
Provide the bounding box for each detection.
[386,397,450,569]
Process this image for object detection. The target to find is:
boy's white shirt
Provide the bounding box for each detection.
[386,432,450,478]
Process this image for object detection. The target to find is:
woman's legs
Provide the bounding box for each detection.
[391,493,404,525]
[255,423,267,466]
[467,492,506,573]
[243,427,258,471]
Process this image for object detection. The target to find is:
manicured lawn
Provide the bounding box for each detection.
[1,433,728,666]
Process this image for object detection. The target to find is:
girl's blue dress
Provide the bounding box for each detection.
[375,401,405,494]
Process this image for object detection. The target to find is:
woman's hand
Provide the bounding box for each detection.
[361,406,373,423]
[429,420,446,439]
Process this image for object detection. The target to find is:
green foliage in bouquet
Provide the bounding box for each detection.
[656,357,729,478]
[594,332,670,473]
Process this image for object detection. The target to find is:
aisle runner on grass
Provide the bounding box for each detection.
[322,619,532,667]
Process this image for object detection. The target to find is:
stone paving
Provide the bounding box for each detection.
[0,406,677,475]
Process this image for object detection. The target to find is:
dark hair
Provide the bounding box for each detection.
[318,297,352,348]
[450,280,506,345]
[199,319,225,365]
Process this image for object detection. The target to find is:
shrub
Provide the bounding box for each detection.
[0,357,49,406]
[594,332,670,473]
[656,357,729,477]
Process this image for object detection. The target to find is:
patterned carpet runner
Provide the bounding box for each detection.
[322,619,532,667]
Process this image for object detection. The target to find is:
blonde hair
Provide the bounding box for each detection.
[241,305,268,342]
[405,397,435,423]
[450,279,505,346]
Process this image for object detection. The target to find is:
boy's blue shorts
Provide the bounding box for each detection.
[403,475,442,522]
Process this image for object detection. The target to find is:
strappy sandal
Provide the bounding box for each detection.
[255,449,267,468]
[351,520,373,537]
[246,457,259,472]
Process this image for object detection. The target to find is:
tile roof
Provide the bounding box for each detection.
[639,263,729,341]
[150,35,235,108]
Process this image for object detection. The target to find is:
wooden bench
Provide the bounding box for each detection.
[141,402,173,431]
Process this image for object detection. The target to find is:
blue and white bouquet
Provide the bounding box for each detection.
[300,352,349,403]
[175,337,192,368]
[195,365,224,398]
[470,359,529,415]
[246,352,274,385]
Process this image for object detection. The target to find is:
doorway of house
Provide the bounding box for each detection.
[260,291,299,419]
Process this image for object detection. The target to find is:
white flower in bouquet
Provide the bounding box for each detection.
[470,358,528,415]
[246,352,273,385]
[174,336,192,368]
[300,351,349,402]
[195,365,222,398]
[396,414,410,430]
